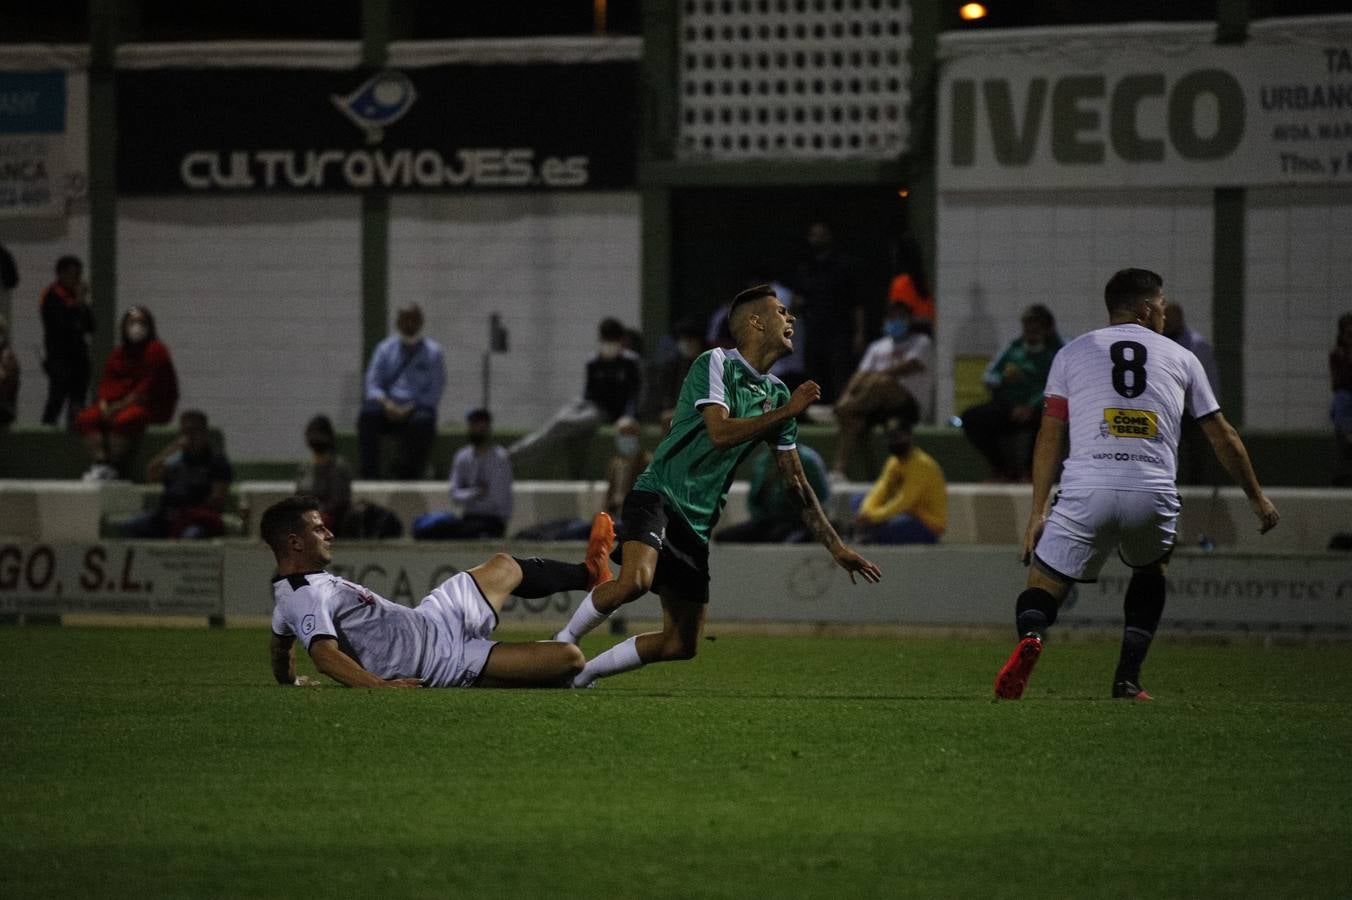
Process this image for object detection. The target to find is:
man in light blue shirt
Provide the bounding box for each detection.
[413,408,514,539]
[357,304,446,479]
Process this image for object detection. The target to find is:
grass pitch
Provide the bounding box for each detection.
[2,625,1350,899]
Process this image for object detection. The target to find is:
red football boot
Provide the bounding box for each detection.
[994,635,1043,700]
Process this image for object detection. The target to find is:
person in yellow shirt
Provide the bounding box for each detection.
[853,419,946,544]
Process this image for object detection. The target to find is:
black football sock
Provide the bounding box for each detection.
[511,557,589,599]
[1115,571,1167,684]
[1015,587,1059,639]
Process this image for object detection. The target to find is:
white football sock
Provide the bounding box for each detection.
[554,593,608,644]
[572,636,643,688]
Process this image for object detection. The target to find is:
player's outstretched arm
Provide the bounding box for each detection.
[701,380,821,450]
[775,448,882,584]
[1198,413,1280,533]
[308,638,423,688]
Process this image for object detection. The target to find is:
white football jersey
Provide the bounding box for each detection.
[1045,323,1219,492]
[272,571,432,681]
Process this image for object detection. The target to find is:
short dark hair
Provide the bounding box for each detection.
[1021,304,1056,329]
[730,284,777,314]
[260,495,320,553]
[55,255,82,276]
[466,407,492,424]
[598,317,625,341]
[180,409,208,429]
[1105,268,1163,314]
[305,414,334,436]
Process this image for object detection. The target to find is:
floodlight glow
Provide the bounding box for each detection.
[959,3,988,21]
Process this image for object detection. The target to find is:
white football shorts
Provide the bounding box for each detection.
[416,572,499,687]
[1033,487,1181,583]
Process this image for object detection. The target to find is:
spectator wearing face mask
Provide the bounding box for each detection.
[357,303,446,479]
[852,419,946,545]
[509,317,642,466]
[830,299,933,480]
[75,306,179,480]
[605,416,652,522]
[295,414,353,531]
[414,408,513,540]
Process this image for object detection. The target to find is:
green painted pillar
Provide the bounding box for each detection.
[638,0,678,349]
[1213,0,1248,425]
[86,0,128,364]
[360,0,394,361]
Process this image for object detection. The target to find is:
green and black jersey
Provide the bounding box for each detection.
[633,348,797,542]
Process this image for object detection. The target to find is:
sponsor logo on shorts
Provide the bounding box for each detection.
[1103,407,1159,438]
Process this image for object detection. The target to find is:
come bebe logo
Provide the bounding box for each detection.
[330,70,418,144]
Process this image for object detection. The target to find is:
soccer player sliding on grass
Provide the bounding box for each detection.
[994,268,1280,701]
[262,495,614,688]
[555,284,882,687]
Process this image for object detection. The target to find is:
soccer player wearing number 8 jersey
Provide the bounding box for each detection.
[994,268,1280,701]
[555,284,883,687]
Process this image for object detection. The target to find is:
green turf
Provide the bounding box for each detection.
[2,626,1350,899]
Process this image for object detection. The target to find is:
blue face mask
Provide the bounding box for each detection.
[884,319,910,341]
[615,434,640,458]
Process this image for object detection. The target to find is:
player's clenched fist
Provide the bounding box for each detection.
[787,380,821,414]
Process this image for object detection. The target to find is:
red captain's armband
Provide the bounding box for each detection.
[1043,395,1068,421]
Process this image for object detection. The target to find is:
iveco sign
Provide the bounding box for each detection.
[938,19,1352,190]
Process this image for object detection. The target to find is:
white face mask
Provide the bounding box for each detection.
[126,322,148,343]
[399,330,423,347]
[598,341,621,360]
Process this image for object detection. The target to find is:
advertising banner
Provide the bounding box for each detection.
[0,71,66,217]
[0,542,223,616]
[938,18,1352,190]
[115,63,638,194]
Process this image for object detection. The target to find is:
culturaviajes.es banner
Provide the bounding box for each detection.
[116,62,638,194]
[938,17,1352,190]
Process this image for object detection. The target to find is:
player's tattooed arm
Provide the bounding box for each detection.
[776,449,882,584]
[270,632,296,685]
[700,381,821,450]
[308,637,422,688]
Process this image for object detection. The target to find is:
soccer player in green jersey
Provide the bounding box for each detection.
[555,284,883,687]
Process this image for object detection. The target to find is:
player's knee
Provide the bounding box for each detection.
[558,642,586,678]
[614,570,652,604]
[487,551,516,570]
[659,634,698,661]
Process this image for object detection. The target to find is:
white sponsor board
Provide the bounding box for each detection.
[6,542,1346,632]
[0,542,223,616]
[219,542,1352,632]
[938,16,1352,190]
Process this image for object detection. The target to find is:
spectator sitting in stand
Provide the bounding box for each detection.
[960,304,1063,481]
[1332,311,1352,483]
[75,306,179,480]
[509,317,642,465]
[831,299,933,480]
[649,319,705,425]
[357,303,446,479]
[123,409,234,539]
[852,419,946,545]
[414,408,513,540]
[512,415,651,542]
[715,440,830,544]
[0,314,18,431]
[295,414,352,532]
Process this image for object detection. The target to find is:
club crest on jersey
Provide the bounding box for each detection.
[1103,408,1158,439]
[302,614,315,635]
[761,398,772,413]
